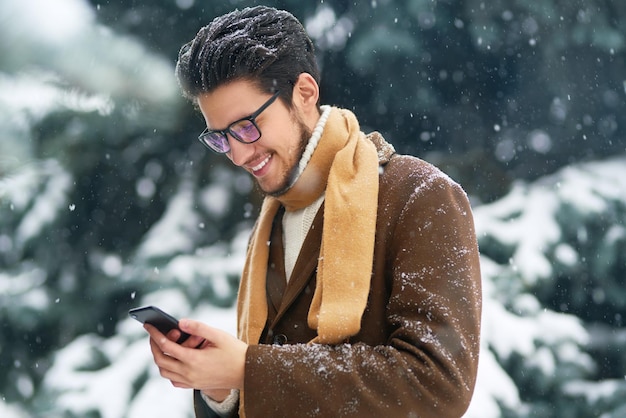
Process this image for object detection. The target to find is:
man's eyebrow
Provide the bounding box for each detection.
[207,110,251,132]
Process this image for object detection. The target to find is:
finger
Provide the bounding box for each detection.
[141,322,200,348]
[178,319,221,345]
[171,380,194,389]
[166,328,182,342]
[145,324,179,353]
[146,325,187,360]
[149,338,179,369]
[178,333,205,349]
[157,364,189,386]
[144,323,166,341]
[149,339,194,386]
[149,336,171,360]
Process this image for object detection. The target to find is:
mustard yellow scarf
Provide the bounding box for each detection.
[237,107,380,346]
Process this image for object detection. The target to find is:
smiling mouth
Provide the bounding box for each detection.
[251,154,272,174]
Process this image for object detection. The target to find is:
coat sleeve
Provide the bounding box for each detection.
[193,390,221,418]
[243,158,482,417]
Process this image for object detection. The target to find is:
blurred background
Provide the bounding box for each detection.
[1,0,625,417]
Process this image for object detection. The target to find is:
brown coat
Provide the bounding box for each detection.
[195,139,482,417]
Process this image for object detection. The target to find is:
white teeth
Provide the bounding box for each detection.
[251,155,271,172]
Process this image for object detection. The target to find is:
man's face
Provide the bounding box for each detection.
[197,79,310,196]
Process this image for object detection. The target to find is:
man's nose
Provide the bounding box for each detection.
[226,135,255,167]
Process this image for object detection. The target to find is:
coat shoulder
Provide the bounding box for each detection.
[381,153,466,198]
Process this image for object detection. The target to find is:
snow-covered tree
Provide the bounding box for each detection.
[2,0,625,416]
[468,156,626,417]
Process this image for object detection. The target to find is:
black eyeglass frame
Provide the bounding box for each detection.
[197,91,280,154]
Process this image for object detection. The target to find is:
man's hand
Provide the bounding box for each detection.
[145,319,247,394]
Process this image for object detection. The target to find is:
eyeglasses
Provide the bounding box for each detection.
[198,91,280,154]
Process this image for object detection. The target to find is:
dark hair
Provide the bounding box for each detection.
[175,6,320,107]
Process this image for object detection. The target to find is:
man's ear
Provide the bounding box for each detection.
[293,72,319,111]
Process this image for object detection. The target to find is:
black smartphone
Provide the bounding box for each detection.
[129,305,191,344]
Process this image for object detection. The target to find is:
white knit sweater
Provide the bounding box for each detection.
[282,194,324,282]
[282,105,331,281]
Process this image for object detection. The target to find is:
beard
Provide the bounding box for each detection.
[266,114,312,198]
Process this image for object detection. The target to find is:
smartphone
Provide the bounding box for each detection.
[129,305,191,344]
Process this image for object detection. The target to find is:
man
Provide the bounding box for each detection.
[144,6,482,418]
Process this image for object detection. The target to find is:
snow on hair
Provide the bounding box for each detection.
[175,6,319,104]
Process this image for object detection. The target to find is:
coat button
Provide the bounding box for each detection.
[273,334,287,345]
